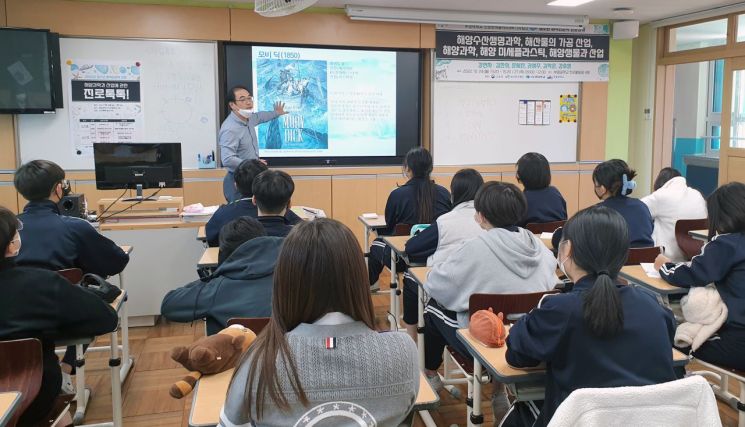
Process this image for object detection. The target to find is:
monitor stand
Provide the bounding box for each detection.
[123,184,159,202]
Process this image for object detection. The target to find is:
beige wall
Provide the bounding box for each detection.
[1,0,611,243]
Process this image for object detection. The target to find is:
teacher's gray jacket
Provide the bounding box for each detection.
[219,111,279,171]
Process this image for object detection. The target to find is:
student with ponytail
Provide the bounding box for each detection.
[506,206,676,426]
[367,147,451,288]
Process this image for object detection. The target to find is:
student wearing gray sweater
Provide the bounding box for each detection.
[423,182,559,379]
[220,219,419,427]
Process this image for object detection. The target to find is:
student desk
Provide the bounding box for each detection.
[197,226,207,246]
[58,291,128,427]
[188,369,439,427]
[0,392,21,427]
[358,214,387,250]
[689,229,708,242]
[456,328,690,427]
[619,265,688,306]
[407,267,432,370]
[198,247,219,269]
[381,235,425,331]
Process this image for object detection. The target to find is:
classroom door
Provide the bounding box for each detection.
[719,56,745,184]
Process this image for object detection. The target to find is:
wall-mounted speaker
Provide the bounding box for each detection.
[613,20,640,40]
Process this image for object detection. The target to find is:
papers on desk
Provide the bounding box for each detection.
[181,204,218,222]
[540,232,554,239]
[641,263,661,278]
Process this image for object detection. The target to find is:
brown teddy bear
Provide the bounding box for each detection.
[169,324,257,398]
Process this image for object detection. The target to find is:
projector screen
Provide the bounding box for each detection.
[223,43,422,166]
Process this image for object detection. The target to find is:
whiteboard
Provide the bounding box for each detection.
[433,81,579,165]
[18,38,219,170]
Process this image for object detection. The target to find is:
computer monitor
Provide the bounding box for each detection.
[93,143,183,200]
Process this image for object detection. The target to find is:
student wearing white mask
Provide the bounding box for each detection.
[219,85,287,202]
[642,168,707,262]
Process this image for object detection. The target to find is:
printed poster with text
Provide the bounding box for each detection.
[67,60,143,156]
[252,46,397,157]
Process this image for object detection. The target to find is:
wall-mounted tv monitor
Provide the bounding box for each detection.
[93,143,183,198]
[0,27,63,114]
[223,43,422,166]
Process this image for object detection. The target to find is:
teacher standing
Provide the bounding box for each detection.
[219,85,287,202]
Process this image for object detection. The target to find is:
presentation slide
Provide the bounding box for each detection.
[251,46,397,158]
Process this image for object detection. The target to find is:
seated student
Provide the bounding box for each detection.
[422,182,558,386]
[14,160,129,275]
[401,168,484,338]
[220,219,419,426]
[368,147,451,287]
[251,169,297,238]
[516,152,567,227]
[506,206,676,427]
[205,160,301,247]
[656,182,745,372]
[161,217,282,335]
[642,167,707,262]
[592,159,654,248]
[0,207,119,426]
[14,160,129,392]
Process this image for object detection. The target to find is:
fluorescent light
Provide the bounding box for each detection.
[345,5,588,28]
[547,0,596,7]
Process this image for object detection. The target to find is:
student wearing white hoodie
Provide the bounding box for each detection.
[422,182,559,380]
[642,168,707,262]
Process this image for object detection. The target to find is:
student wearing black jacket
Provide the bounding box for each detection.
[14,160,129,276]
[205,160,301,247]
[515,152,567,227]
[252,169,297,238]
[506,206,676,426]
[656,182,745,371]
[162,217,282,335]
[368,148,451,288]
[0,207,119,425]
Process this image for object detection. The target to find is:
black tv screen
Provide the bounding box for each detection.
[223,43,422,166]
[0,28,62,113]
[93,143,183,190]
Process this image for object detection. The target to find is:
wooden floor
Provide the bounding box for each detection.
[74,279,740,426]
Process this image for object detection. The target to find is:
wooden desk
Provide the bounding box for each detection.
[119,245,133,255]
[197,226,207,242]
[189,369,438,427]
[408,267,432,369]
[99,218,206,231]
[0,392,21,427]
[198,247,219,269]
[689,229,708,242]
[358,214,387,249]
[619,265,688,305]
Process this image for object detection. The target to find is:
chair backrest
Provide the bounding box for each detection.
[468,291,558,324]
[393,223,413,236]
[675,218,709,260]
[547,376,720,427]
[227,317,270,334]
[525,220,566,235]
[0,338,44,427]
[56,268,83,285]
[626,247,661,265]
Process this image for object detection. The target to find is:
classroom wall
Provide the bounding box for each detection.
[628,24,657,196]
[606,38,634,161]
[0,0,618,244]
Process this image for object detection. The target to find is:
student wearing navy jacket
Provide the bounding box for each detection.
[516,152,567,227]
[205,160,301,246]
[506,206,676,426]
[592,159,654,248]
[251,169,297,238]
[367,148,451,288]
[656,182,745,371]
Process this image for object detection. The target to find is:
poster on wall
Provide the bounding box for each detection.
[66,60,143,156]
[435,24,610,82]
[559,94,578,123]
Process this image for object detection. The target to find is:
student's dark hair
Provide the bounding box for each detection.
[592,159,637,197]
[14,160,66,202]
[233,159,268,198]
[706,182,745,239]
[653,167,682,191]
[516,152,551,190]
[474,181,526,228]
[404,147,437,224]
[252,170,295,214]
[561,205,629,338]
[227,85,250,105]
[230,218,375,420]
[0,206,19,256]
[217,216,266,264]
[451,169,484,207]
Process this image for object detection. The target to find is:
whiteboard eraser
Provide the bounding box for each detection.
[362,213,378,219]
